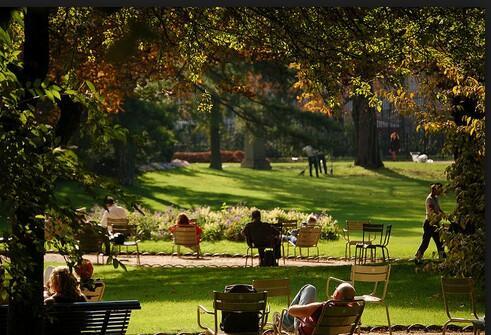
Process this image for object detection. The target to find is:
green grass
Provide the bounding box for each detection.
[45,262,483,335]
[57,161,454,259]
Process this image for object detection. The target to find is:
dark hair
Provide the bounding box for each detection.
[251,210,261,221]
[104,196,114,205]
[176,213,190,225]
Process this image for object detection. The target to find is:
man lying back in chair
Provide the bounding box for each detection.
[280,283,356,335]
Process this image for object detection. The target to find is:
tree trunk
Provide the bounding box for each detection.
[116,138,136,186]
[8,8,50,335]
[209,95,222,170]
[352,95,383,169]
[240,127,271,170]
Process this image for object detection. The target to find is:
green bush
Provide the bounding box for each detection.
[87,205,340,242]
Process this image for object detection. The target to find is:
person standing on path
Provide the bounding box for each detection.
[415,183,446,264]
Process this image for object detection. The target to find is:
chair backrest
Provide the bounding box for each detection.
[213,291,267,312]
[344,221,370,241]
[112,224,137,237]
[252,278,291,305]
[441,277,478,319]
[0,300,141,335]
[77,224,106,253]
[43,266,55,286]
[313,299,365,335]
[351,264,391,299]
[382,225,392,246]
[107,217,129,226]
[173,225,199,246]
[296,226,322,247]
[362,224,384,244]
[81,280,106,302]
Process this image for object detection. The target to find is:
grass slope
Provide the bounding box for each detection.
[53,263,482,335]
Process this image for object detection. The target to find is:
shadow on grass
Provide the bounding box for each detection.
[101,263,475,313]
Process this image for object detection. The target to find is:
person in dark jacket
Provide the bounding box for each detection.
[242,210,281,265]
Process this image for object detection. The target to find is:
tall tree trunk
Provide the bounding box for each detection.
[352,95,383,169]
[116,137,136,186]
[241,128,271,170]
[8,8,50,335]
[209,95,222,170]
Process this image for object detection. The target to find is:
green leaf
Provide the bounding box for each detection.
[85,80,96,93]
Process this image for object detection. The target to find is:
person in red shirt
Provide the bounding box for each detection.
[169,213,203,251]
[279,283,356,335]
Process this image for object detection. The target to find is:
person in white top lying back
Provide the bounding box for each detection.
[100,196,128,232]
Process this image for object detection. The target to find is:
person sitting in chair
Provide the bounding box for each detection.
[44,266,87,304]
[99,196,128,254]
[100,196,128,231]
[279,282,356,335]
[169,213,203,252]
[242,210,281,265]
[283,214,318,245]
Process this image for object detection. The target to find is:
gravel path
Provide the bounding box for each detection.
[45,253,352,267]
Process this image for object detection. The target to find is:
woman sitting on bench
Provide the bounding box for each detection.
[44,266,87,304]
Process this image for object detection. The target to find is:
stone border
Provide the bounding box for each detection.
[143,324,474,335]
[46,250,414,263]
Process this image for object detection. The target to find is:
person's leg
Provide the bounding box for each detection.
[274,239,282,259]
[257,248,265,266]
[314,158,319,177]
[281,284,317,332]
[431,227,446,258]
[321,156,327,174]
[415,220,432,261]
[308,157,314,177]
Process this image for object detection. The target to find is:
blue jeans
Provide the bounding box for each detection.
[282,284,317,332]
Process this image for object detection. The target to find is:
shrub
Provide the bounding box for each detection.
[86,205,340,243]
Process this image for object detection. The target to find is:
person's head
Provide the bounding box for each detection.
[47,266,82,298]
[332,282,356,301]
[104,196,115,207]
[431,183,443,196]
[307,214,317,225]
[251,210,261,222]
[176,213,190,225]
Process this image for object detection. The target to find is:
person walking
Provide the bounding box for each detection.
[415,183,446,264]
[389,131,400,161]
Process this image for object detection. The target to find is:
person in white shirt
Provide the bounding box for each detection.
[100,196,128,254]
[100,196,128,232]
[302,146,320,177]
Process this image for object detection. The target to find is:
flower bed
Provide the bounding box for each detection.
[88,205,340,242]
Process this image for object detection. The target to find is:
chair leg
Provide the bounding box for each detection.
[442,321,451,335]
[282,244,286,265]
[345,242,348,259]
[384,303,392,335]
[136,244,140,266]
[317,246,320,262]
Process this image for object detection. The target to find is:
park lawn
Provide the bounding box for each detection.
[46,262,484,335]
[55,161,454,259]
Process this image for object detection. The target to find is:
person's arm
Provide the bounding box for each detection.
[100,210,108,228]
[288,302,324,319]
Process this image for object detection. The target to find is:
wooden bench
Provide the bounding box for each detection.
[0,300,141,334]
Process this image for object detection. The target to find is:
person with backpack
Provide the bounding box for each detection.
[242,210,281,266]
[278,282,356,335]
